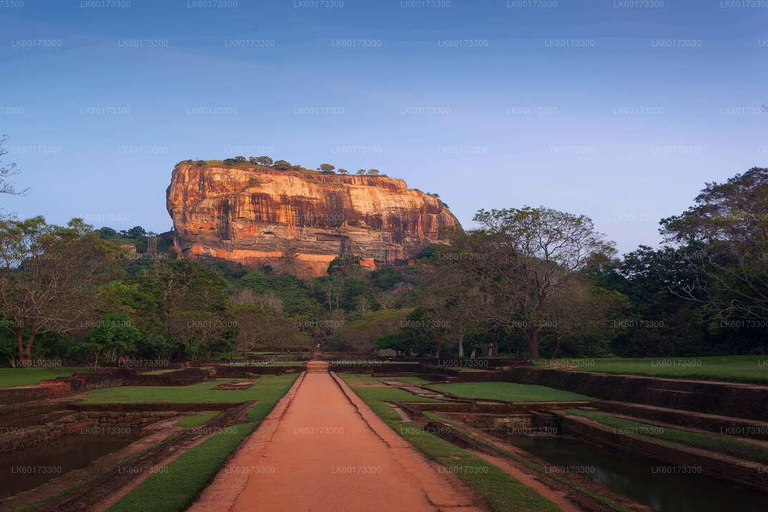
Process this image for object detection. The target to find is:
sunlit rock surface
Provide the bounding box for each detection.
[166,162,460,275]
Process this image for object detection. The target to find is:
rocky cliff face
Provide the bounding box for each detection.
[166,162,460,276]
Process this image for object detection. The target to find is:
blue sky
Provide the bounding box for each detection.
[1,0,766,254]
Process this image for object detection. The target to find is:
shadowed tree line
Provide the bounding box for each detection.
[0,134,765,364]
[378,168,768,358]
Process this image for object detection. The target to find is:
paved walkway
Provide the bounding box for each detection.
[190,364,485,512]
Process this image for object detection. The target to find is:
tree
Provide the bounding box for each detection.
[454,207,614,359]
[0,217,123,363]
[429,249,486,358]
[273,160,292,170]
[375,332,412,356]
[605,245,712,356]
[661,167,768,322]
[98,227,118,239]
[338,168,349,175]
[256,156,273,166]
[234,156,246,163]
[375,291,396,310]
[0,135,27,197]
[232,288,284,313]
[232,305,298,356]
[83,311,142,368]
[318,164,335,172]
[168,310,230,360]
[336,309,410,353]
[319,276,345,311]
[137,259,229,355]
[366,169,380,176]
[542,275,628,358]
[354,295,372,314]
[327,254,362,276]
[249,157,258,164]
[356,169,366,175]
[121,226,147,239]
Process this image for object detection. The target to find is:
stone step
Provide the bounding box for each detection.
[305,361,330,373]
[596,400,768,441]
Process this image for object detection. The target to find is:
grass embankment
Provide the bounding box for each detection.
[338,373,560,512]
[537,355,768,384]
[333,373,384,387]
[138,369,179,375]
[82,375,295,404]
[107,373,299,512]
[175,412,220,428]
[565,409,768,465]
[430,382,595,402]
[0,367,93,388]
[429,411,635,512]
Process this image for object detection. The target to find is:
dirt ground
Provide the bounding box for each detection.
[190,366,486,512]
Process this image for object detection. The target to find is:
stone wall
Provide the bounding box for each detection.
[556,412,768,492]
[0,411,177,455]
[213,366,298,377]
[0,368,128,405]
[508,368,768,421]
[124,368,211,386]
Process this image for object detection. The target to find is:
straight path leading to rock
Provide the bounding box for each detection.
[190,363,485,512]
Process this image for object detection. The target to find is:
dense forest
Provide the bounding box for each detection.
[1,140,766,365]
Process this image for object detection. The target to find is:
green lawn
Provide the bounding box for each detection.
[82,374,298,404]
[566,409,768,465]
[430,382,595,402]
[536,356,768,384]
[139,369,179,375]
[333,373,382,387]
[108,421,256,512]
[107,373,299,512]
[341,375,560,512]
[0,367,92,388]
[175,412,220,428]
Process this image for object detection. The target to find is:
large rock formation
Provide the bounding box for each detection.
[166,162,460,276]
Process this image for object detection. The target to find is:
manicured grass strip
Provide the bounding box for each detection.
[107,422,256,512]
[246,373,300,421]
[400,423,559,512]
[341,375,559,512]
[565,409,768,465]
[430,382,595,402]
[332,372,383,387]
[139,369,180,375]
[0,367,93,388]
[108,373,299,512]
[536,355,768,384]
[82,374,299,404]
[349,385,438,409]
[175,412,220,428]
